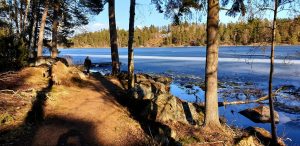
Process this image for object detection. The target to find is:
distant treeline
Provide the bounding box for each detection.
[71,17,300,48]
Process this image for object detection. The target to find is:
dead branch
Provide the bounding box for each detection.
[196,87,284,107]
[218,87,283,107]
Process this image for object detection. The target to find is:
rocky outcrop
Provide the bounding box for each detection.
[135,81,154,100]
[51,61,86,85]
[151,82,168,95]
[141,93,204,125]
[239,105,279,123]
[246,126,285,146]
[117,73,204,125]
[134,74,171,100]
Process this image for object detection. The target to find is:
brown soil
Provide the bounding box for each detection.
[0,67,272,146]
[0,67,149,146]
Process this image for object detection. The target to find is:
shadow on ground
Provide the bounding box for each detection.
[0,67,53,145]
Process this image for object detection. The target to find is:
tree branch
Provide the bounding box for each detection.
[218,87,283,107]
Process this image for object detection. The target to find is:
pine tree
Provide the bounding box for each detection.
[128,0,136,93]
[108,0,120,75]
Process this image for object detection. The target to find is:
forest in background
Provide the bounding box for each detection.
[71,17,300,48]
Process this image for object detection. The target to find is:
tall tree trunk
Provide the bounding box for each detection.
[23,0,31,31]
[128,0,136,92]
[269,0,278,145]
[37,0,49,57]
[33,19,39,49]
[28,0,37,58]
[13,0,20,34]
[108,0,120,75]
[9,0,14,31]
[51,0,60,58]
[33,0,41,50]
[204,0,221,128]
[19,1,23,32]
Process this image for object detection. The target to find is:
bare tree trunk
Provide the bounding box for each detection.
[33,0,41,51]
[269,0,278,145]
[19,1,23,32]
[128,0,136,92]
[37,0,49,57]
[8,0,13,30]
[204,0,221,128]
[51,0,60,58]
[108,0,120,75]
[13,0,20,34]
[23,0,31,31]
[28,0,37,58]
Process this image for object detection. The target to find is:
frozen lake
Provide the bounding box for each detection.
[59,46,300,88]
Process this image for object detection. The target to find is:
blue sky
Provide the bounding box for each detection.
[83,0,240,32]
[82,0,293,32]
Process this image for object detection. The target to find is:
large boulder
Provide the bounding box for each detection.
[246,127,285,146]
[136,81,154,100]
[142,93,204,125]
[151,82,168,95]
[51,61,86,85]
[52,61,70,85]
[128,73,204,125]
[239,105,279,123]
[153,76,172,93]
[134,74,171,100]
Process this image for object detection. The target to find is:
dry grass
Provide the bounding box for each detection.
[0,67,50,131]
[21,67,49,87]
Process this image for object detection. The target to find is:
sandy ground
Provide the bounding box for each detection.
[0,68,148,146]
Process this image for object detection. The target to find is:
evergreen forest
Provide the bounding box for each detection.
[71,17,300,48]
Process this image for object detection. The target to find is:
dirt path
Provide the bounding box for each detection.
[30,76,148,146]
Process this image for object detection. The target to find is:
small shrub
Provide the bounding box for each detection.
[0,25,29,71]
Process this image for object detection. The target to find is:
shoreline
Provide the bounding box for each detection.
[59,44,300,49]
